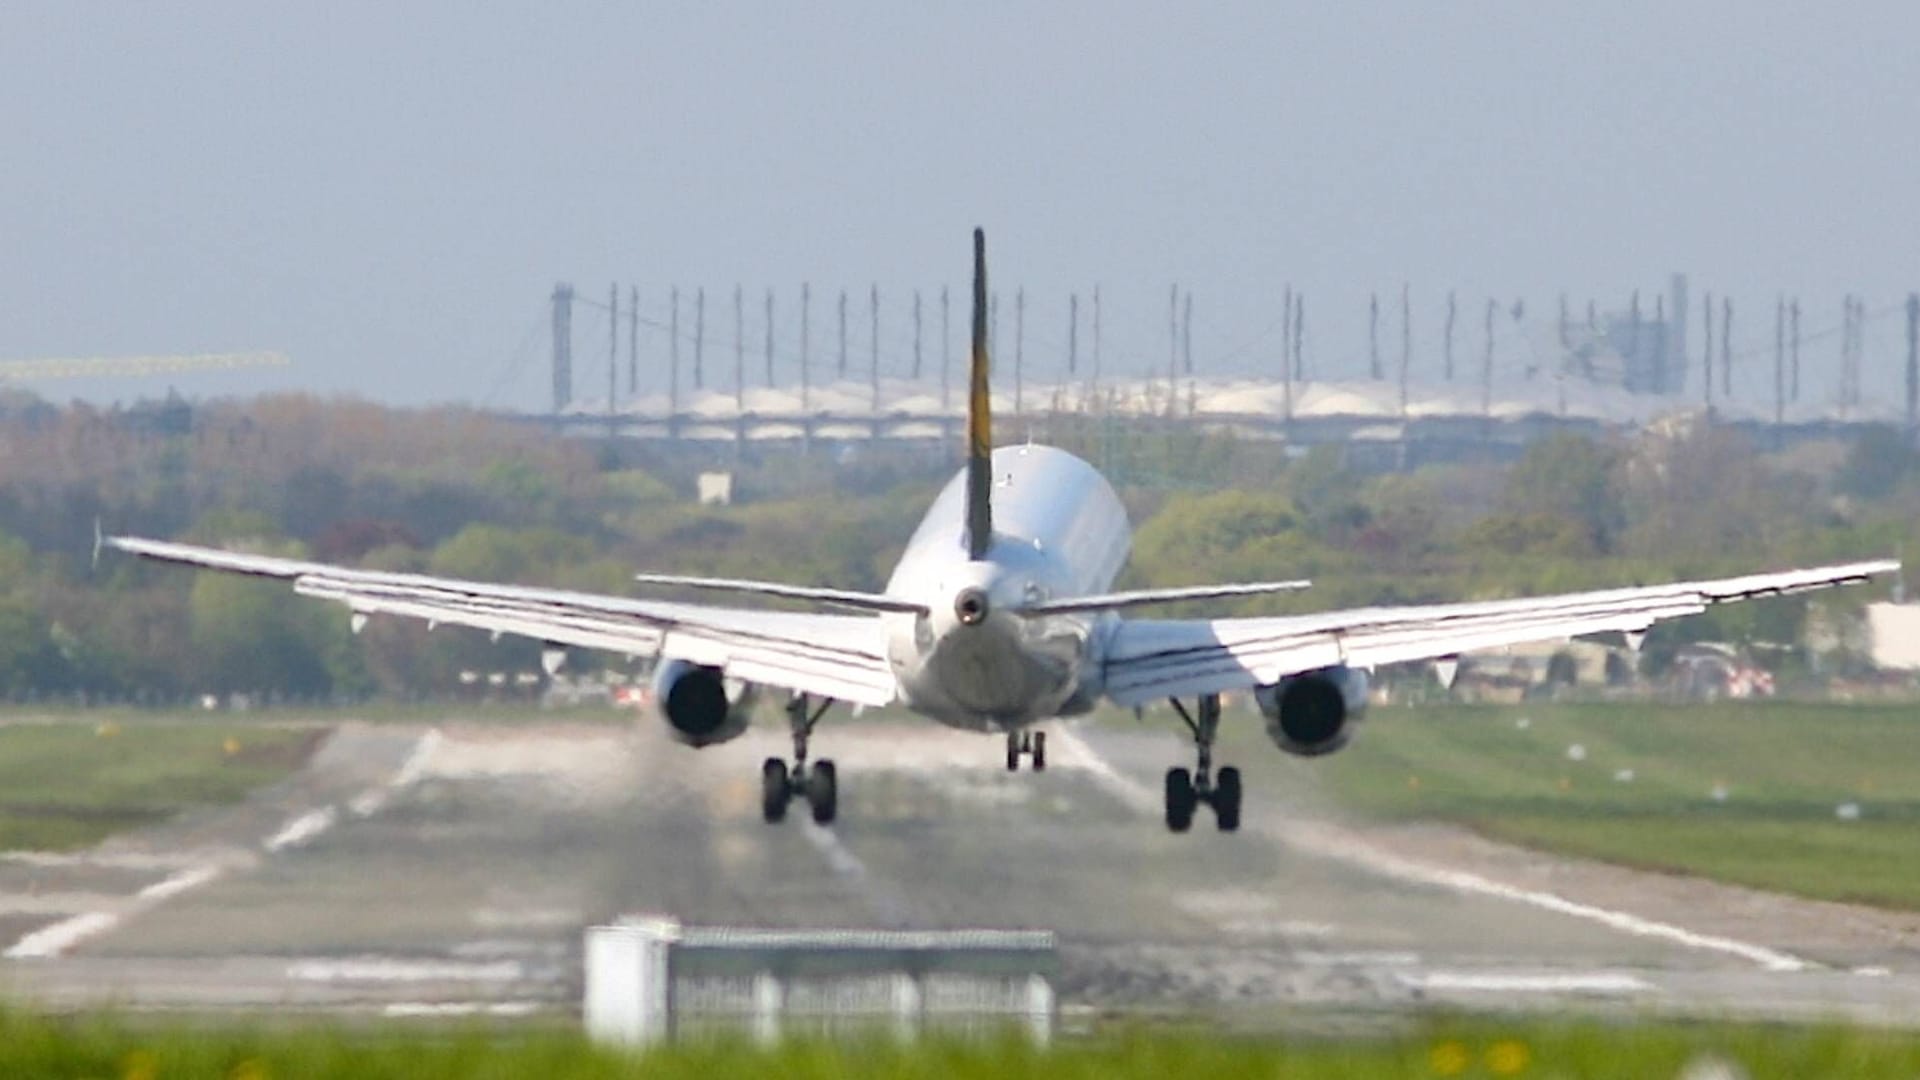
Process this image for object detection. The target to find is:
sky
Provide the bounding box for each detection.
[3,2,1917,411]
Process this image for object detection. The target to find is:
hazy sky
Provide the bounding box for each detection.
[4,2,1917,409]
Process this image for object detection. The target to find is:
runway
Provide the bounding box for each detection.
[3,714,1920,1026]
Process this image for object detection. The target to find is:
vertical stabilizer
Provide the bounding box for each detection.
[966,228,993,559]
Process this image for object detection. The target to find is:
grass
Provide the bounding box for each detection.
[0,720,323,851]
[1289,701,1920,909]
[10,1011,1920,1078]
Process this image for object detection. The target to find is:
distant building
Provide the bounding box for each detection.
[1559,273,1690,396]
[1446,640,1631,702]
[696,471,734,506]
[1866,602,1920,670]
[1669,643,1774,700]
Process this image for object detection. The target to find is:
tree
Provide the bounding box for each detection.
[1836,425,1914,500]
[1461,512,1600,559]
[1501,434,1623,552]
[0,597,66,695]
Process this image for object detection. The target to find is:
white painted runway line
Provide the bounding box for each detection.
[350,729,441,816]
[3,912,121,959]
[1051,728,1813,974]
[3,865,228,959]
[393,728,443,788]
[800,820,912,924]
[383,1001,542,1018]
[3,729,445,961]
[1400,971,1652,995]
[0,851,205,870]
[135,865,223,903]
[263,806,339,853]
[286,958,524,984]
[1295,950,1423,967]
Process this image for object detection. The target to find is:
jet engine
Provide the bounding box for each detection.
[1253,665,1369,757]
[652,659,757,747]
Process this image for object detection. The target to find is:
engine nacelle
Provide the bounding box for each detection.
[652,659,757,747]
[1253,665,1369,757]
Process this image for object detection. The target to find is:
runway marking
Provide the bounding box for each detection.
[469,907,583,930]
[383,1001,542,1018]
[1051,728,1813,974]
[1,729,443,962]
[0,893,131,916]
[286,958,524,983]
[2,865,227,959]
[349,728,442,817]
[264,807,339,853]
[1401,971,1651,995]
[0,851,205,870]
[393,728,442,787]
[1296,950,1423,967]
[135,865,222,903]
[3,912,120,959]
[799,822,912,924]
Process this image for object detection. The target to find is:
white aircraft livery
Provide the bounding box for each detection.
[109,230,1898,832]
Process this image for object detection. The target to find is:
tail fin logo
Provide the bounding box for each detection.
[965,229,994,559]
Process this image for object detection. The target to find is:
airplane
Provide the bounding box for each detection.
[106,230,1898,833]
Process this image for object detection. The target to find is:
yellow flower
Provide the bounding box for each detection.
[122,1050,158,1080]
[1487,1039,1532,1075]
[1429,1040,1471,1075]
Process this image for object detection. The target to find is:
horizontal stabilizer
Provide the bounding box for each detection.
[632,573,929,614]
[1017,579,1312,616]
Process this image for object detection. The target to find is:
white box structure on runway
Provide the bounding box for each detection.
[584,916,1056,1047]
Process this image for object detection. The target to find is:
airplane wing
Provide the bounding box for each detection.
[106,536,898,706]
[1101,560,1897,706]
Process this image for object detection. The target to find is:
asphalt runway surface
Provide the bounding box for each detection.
[3,713,1920,1026]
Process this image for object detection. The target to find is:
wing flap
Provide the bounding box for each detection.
[114,535,898,707]
[1104,560,1895,706]
[632,573,927,614]
[1018,579,1312,615]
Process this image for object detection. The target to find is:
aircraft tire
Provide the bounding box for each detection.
[761,758,790,823]
[1006,737,1021,772]
[1214,766,1242,832]
[808,760,838,825]
[1032,731,1047,771]
[1165,767,1196,832]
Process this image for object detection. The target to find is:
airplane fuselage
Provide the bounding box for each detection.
[883,444,1129,732]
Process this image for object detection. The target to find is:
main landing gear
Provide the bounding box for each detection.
[1165,693,1241,833]
[763,694,837,826]
[1005,729,1047,771]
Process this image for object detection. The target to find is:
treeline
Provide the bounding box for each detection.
[0,391,1911,702]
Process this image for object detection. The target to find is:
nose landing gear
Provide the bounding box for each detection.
[1004,729,1047,771]
[763,694,838,825]
[1165,694,1241,833]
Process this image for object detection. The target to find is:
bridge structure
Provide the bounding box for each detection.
[511,372,1901,471]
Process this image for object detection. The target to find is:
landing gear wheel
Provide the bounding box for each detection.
[1165,693,1245,836]
[761,758,791,823]
[1214,766,1242,832]
[1032,731,1047,771]
[1006,734,1021,772]
[808,760,838,825]
[1165,767,1196,833]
